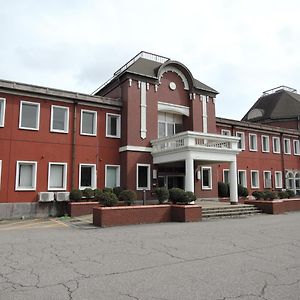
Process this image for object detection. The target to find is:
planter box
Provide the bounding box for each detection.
[245,198,300,214]
[93,204,202,227]
[68,202,99,217]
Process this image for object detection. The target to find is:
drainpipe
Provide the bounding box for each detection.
[71,101,78,190]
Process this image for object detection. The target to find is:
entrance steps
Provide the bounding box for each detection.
[202,204,262,220]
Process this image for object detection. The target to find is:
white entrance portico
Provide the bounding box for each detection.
[151,131,241,203]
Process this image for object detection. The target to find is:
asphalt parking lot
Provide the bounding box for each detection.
[0,213,300,300]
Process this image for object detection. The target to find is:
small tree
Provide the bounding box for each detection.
[119,190,137,206]
[155,187,169,204]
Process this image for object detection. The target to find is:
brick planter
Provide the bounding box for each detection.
[93,204,202,227]
[67,202,99,217]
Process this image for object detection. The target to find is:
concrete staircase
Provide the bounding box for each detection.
[202,204,262,220]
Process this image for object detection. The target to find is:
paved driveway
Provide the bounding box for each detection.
[0,213,300,300]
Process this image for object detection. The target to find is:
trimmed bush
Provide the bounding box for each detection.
[238,185,249,197]
[82,188,94,199]
[101,192,118,207]
[278,190,289,199]
[69,189,83,201]
[252,191,264,200]
[119,190,137,206]
[113,186,126,199]
[286,189,295,199]
[103,187,113,194]
[184,191,197,203]
[169,188,186,204]
[263,190,276,200]
[155,187,169,204]
[94,189,105,202]
[218,182,230,197]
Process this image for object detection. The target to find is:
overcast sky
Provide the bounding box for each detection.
[1,0,299,119]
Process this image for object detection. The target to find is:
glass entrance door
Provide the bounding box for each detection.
[158,176,185,190]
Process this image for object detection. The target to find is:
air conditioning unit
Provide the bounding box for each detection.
[39,192,55,202]
[55,192,70,202]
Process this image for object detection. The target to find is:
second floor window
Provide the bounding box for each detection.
[261,135,270,152]
[106,113,121,138]
[249,134,257,151]
[158,112,183,138]
[81,110,97,136]
[284,138,291,154]
[51,105,69,133]
[236,132,245,150]
[0,98,5,127]
[272,136,281,153]
[19,101,40,130]
[293,140,300,155]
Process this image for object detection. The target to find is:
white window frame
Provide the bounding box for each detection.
[202,166,212,190]
[223,169,230,184]
[79,164,97,189]
[238,170,247,187]
[272,136,281,154]
[250,170,259,189]
[275,171,283,189]
[105,164,120,188]
[19,101,40,131]
[106,113,121,138]
[48,162,67,191]
[261,135,270,153]
[221,129,231,136]
[249,133,257,151]
[136,163,151,190]
[236,131,245,150]
[0,98,6,127]
[293,140,300,155]
[0,160,2,190]
[15,161,37,191]
[80,109,97,136]
[284,138,291,154]
[263,171,272,189]
[50,105,69,133]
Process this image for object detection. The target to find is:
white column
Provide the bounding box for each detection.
[185,156,194,192]
[229,159,238,204]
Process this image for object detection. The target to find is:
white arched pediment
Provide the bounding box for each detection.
[158,66,189,90]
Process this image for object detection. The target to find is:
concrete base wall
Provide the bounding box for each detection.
[0,202,68,220]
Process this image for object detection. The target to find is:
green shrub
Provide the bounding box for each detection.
[218,182,230,197]
[82,188,94,199]
[94,189,105,202]
[278,190,289,199]
[101,192,118,207]
[119,190,137,206]
[169,188,186,203]
[69,189,83,201]
[263,190,276,200]
[286,189,295,198]
[103,187,113,194]
[252,191,264,200]
[113,186,126,199]
[94,188,102,197]
[239,186,249,197]
[184,191,197,203]
[155,187,169,204]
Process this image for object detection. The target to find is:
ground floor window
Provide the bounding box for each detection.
[223,169,229,184]
[202,166,212,190]
[79,164,96,189]
[251,170,259,189]
[275,171,283,188]
[105,165,120,188]
[286,171,300,195]
[15,161,37,191]
[137,164,150,190]
[48,162,67,190]
[238,170,247,187]
[263,171,272,189]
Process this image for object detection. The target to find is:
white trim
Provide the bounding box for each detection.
[19,101,40,131]
[105,113,121,138]
[0,160,2,190]
[119,145,152,153]
[223,169,230,184]
[50,105,69,133]
[249,133,257,151]
[202,96,208,133]
[263,170,272,189]
[79,163,97,189]
[221,129,231,136]
[80,109,97,136]
[15,160,37,191]
[261,135,270,153]
[293,140,300,155]
[201,166,212,190]
[272,136,281,154]
[0,98,6,127]
[250,170,259,189]
[105,164,120,188]
[157,101,190,117]
[48,162,67,191]
[238,169,247,187]
[275,171,283,189]
[140,82,147,139]
[136,163,151,190]
[283,138,291,154]
[236,131,245,150]
[158,66,189,90]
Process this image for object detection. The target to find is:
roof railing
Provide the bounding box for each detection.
[263,85,297,95]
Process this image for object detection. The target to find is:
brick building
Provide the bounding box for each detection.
[0,51,299,218]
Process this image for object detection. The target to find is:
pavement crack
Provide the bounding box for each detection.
[119,293,139,300]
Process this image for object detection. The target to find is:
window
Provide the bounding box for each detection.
[223,169,229,184]
[251,170,259,189]
[261,135,270,152]
[80,110,97,136]
[106,113,121,138]
[238,170,247,187]
[293,140,300,155]
[236,132,245,150]
[79,164,96,189]
[286,172,294,190]
[105,165,120,188]
[0,98,6,127]
[202,166,212,190]
[48,163,67,190]
[249,134,257,151]
[19,101,40,130]
[221,129,231,136]
[50,105,69,133]
[263,171,272,189]
[15,161,37,191]
[275,171,283,189]
[272,137,281,154]
[158,112,183,138]
[284,138,291,154]
[137,164,150,190]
